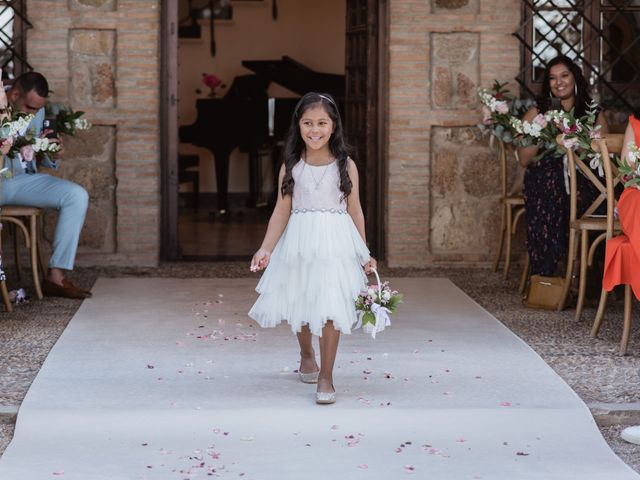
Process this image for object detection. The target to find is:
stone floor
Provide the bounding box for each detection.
[1,262,639,471]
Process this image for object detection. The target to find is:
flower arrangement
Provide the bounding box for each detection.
[354,269,402,339]
[617,141,640,188]
[554,101,604,174]
[477,80,534,144]
[45,103,91,137]
[201,73,225,98]
[9,132,61,170]
[511,109,564,161]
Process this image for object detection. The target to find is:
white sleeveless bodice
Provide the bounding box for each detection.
[291,159,347,213]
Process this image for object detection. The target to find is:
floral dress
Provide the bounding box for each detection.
[523,152,599,276]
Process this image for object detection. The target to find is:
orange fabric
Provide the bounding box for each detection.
[602,117,640,300]
[603,188,640,299]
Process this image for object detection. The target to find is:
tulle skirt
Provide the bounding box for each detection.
[248,212,370,336]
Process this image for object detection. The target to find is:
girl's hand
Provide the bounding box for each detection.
[250,248,271,272]
[364,257,377,274]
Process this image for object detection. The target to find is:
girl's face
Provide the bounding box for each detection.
[298,104,334,152]
[548,63,576,100]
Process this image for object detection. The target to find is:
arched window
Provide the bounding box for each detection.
[515,1,640,112]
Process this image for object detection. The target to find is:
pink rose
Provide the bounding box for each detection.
[562,137,578,150]
[495,101,509,114]
[20,145,34,162]
[481,106,492,125]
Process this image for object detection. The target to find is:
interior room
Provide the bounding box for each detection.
[177,0,347,259]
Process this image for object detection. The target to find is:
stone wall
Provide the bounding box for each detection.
[28,0,160,266]
[387,0,521,267]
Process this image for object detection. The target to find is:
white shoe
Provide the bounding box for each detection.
[299,371,319,384]
[316,385,336,404]
[621,426,640,445]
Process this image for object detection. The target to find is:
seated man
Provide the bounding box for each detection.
[1,72,91,299]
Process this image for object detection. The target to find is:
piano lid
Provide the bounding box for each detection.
[241,56,345,98]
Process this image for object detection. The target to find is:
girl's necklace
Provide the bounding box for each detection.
[304,155,332,190]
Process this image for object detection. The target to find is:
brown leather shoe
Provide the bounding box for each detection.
[62,279,92,298]
[42,279,90,299]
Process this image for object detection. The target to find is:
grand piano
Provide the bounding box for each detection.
[179,56,345,213]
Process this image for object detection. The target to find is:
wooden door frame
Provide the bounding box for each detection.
[374,0,388,262]
[159,0,388,261]
[160,0,180,260]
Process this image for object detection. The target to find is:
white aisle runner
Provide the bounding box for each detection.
[0,278,636,479]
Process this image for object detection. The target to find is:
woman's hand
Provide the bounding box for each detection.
[364,257,377,274]
[250,248,271,272]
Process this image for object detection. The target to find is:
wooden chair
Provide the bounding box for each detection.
[0,206,44,300]
[0,261,11,312]
[557,134,623,317]
[493,139,526,280]
[589,136,635,354]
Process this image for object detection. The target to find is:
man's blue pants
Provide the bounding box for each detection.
[1,173,88,270]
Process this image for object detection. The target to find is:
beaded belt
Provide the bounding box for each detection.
[291,208,347,214]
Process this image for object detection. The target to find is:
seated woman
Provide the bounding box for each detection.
[602,114,640,446]
[517,55,609,277]
[602,113,640,297]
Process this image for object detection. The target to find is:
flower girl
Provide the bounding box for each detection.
[249,92,376,404]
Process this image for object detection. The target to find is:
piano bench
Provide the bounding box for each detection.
[178,154,200,210]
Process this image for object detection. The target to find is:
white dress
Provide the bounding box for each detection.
[248,159,370,336]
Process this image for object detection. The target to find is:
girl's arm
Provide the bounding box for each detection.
[620,122,635,168]
[346,158,376,273]
[250,164,292,271]
[517,106,540,168]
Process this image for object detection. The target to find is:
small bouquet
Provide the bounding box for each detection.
[617,141,640,188]
[354,269,402,339]
[45,102,91,136]
[512,109,564,161]
[477,80,534,144]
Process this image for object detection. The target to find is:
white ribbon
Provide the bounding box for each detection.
[355,268,392,339]
[589,153,604,178]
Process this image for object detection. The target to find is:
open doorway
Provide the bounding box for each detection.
[161,0,385,261]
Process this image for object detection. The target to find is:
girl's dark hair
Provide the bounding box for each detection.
[280,92,352,198]
[537,55,591,116]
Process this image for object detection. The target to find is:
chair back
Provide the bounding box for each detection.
[563,134,622,237]
[497,139,521,198]
[591,135,623,239]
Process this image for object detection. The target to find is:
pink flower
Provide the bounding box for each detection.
[481,106,492,125]
[562,137,578,150]
[532,114,548,128]
[20,145,34,162]
[495,101,509,114]
[202,73,222,90]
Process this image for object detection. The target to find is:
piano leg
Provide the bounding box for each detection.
[213,149,231,214]
[248,149,260,208]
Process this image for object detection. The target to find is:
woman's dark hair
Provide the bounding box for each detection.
[280,92,352,198]
[537,55,591,116]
